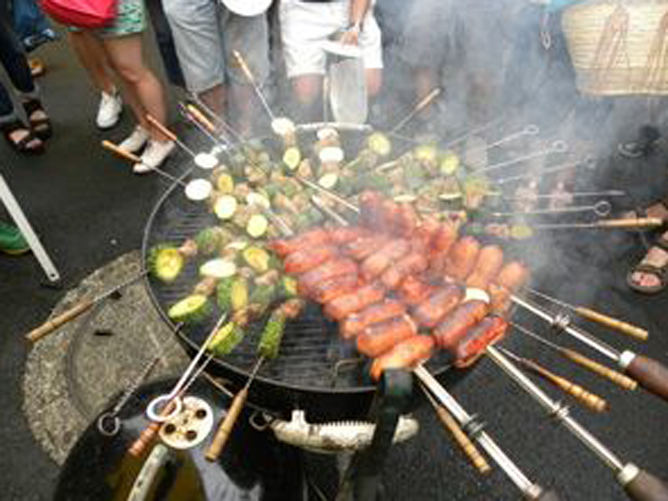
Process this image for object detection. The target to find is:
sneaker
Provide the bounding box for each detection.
[0,222,30,256]
[133,139,175,174]
[96,90,123,130]
[118,125,150,153]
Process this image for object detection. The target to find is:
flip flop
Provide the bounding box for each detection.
[627,236,668,294]
[22,98,52,140]
[1,119,44,154]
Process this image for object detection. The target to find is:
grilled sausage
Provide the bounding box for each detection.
[283,245,338,274]
[343,234,391,261]
[270,228,330,257]
[327,227,369,245]
[370,335,435,380]
[414,216,441,249]
[298,258,358,293]
[398,275,436,306]
[361,239,410,280]
[412,284,464,328]
[433,300,489,350]
[443,236,481,283]
[428,223,459,277]
[453,316,508,368]
[341,299,407,339]
[380,249,429,289]
[489,261,530,315]
[305,273,359,304]
[356,315,418,357]
[466,245,504,290]
[395,203,418,237]
[359,191,385,228]
[324,282,386,320]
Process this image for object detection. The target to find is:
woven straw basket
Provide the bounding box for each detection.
[562,0,668,95]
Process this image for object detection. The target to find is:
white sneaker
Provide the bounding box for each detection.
[119,125,150,154]
[133,139,176,174]
[96,90,123,129]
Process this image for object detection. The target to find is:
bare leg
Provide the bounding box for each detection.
[101,34,169,141]
[68,31,115,94]
[365,68,382,99]
[198,83,226,118]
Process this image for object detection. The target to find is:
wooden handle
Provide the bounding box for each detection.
[205,387,248,462]
[128,421,161,458]
[232,50,255,84]
[186,104,217,134]
[532,490,562,501]
[101,140,142,163]
[597,217,663,228]
[625,355,668,402]
[622,468,668,501]
[524,359,608,412]
[433,403,491,474]
[414,88,442,114]
[145,115,177,142]
[26,299,94,343]
[562,348,638,390]
[575,307,648,341]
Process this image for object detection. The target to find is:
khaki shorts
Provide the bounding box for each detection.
[279,0,383,79]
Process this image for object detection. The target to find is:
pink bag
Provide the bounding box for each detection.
[41,0,116,29]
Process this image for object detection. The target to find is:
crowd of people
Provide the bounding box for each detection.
[1,0,668,295]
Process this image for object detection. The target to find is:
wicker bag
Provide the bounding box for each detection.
[562,0,668,95]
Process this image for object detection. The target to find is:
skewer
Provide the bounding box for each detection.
[101,140,189,186]
[26,271,147,343]
[496,157,597,185]
[390,87,442,134]
[420,385,491,474]
[529,217,663,230]
[205,355,264,461]
[511,322,637,390]
[293,176,361,214]
[310,195,352,226]
[525,288,648,341]
[491,200,612,218]
[495,347,608,412]
[472,124,540,152]
[179,102,230,152]
[503,190,626,200]
[414,366,558,500]
[441,116,506,150]
[478,141,568,174]
[191,94,245,144]
[511,295,668,402]
[232,50,276,123]
[145,114,199,159]
[487,346,668,501]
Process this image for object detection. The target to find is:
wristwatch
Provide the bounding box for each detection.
[346,20,363,34]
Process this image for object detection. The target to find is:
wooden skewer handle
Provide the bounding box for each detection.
[205,387,248,462]
[624,355,668,403]
[433,404,491,474]
[145,114,177,142]
[562,348,637,390]
[414,88,442,114]
[186,104,217,134]
[128,421,161,457]
[101,140,142,163]
[597,217,663,228]
[575,307,648,341]
[26,299,94,343]
[232,50,255,84]
[525,360,608,412]
[622,467,668,501]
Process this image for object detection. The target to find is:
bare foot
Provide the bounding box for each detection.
[630,232,668,289]
[7,128,42,151]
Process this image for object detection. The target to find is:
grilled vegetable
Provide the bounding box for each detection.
[215,172,235,194]
[243,246,271,273]
[230,276,249,312]
[213,194,238,220]
[216,277,235,311]
[194,227,231,256]
[148,244,185,282]
[257,306,288,359]
[247,214,269,238]
[281,276,298,298]
[440,151,460,176]
[367,132,392,157]
[168,294,212,323]
[249,283,276,311]
[209,321,245,356]
[200,258,237,279]
[283,147,301,171]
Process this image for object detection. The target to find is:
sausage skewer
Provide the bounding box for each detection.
[487,346,668,501]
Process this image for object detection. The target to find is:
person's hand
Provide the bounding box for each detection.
[338,25,360,45]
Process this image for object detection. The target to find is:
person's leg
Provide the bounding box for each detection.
[68,31,116,95]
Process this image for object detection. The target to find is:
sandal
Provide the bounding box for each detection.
[1,119,44,154]
[22,98,52,140]
[627,235,668,294]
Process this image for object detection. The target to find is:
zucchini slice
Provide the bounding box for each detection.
[168,294,212,324]
[199,258,237,279]
[243,246,271,273]
[246,214,269,238]
[367,132,392,157]
[283,147,302,171]
[213,194,238,220]
[148,245,185,282]
[208,322,245,356]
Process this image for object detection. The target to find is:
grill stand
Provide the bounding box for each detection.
[336,369,414,501]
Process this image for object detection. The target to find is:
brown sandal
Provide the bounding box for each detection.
[627,236,668,294]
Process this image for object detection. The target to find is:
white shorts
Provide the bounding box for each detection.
[279,0,383,79]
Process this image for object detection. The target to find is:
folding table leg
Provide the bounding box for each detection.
[0,173,61,283]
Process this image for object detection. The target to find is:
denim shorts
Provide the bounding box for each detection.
[163,0,270,94]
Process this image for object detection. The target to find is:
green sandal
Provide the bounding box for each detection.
[0,222,30,256]
[627,236,668,294]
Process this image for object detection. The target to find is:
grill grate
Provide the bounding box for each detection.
[142,131,451,392]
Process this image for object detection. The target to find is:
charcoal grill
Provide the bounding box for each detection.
[141,125,455,421]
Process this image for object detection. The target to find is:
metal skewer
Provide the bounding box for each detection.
[441,117,506,150]
[179,102,230,151]
[293,176,361,213]
[496,157,596,185]
[478,141,568,174]
[525,288,648,341]
[101,140,189,186]
[26,270,147,343]
[487,346,668,501]
[511,295,668,402]
[391,87,442,134]
[472,124,540,152]
[495,347,608,412]
[190,94,245,145]
[310,195,352,226]
[414,365,558,500]
[510,322,637,390]
[232,50,276,123]
[492,200,612,218]
[504,190,626,200]
[145,114,199,159]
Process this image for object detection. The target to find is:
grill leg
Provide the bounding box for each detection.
[336,369,414,501]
